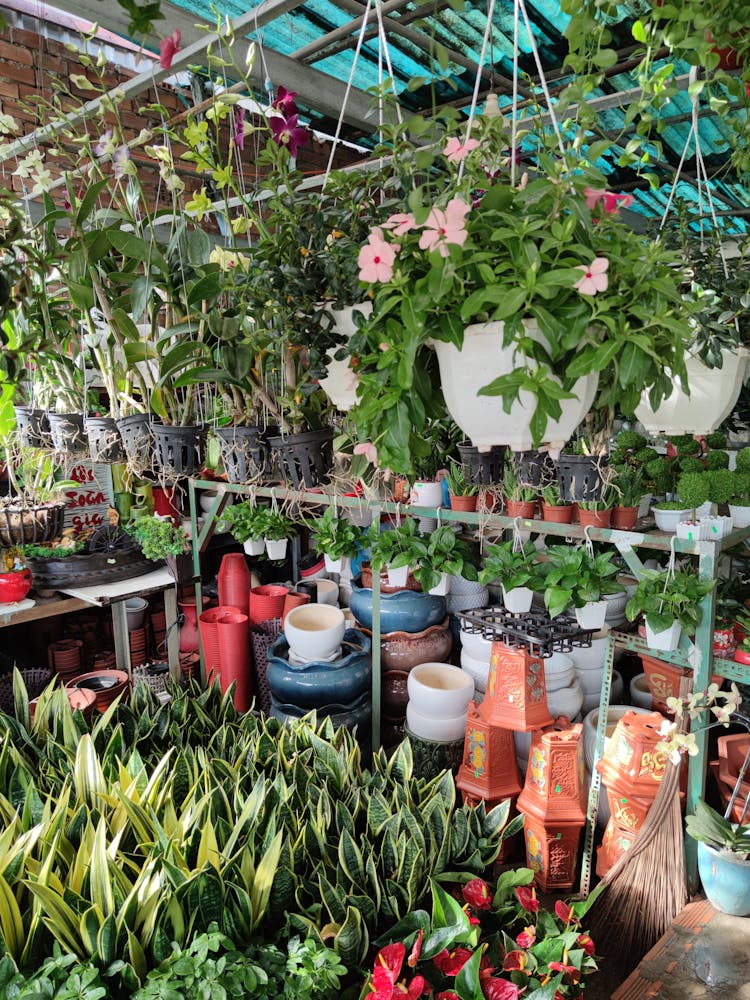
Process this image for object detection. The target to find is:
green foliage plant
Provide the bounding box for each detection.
[612,465,645,508]
[676,471,710,522]
[705,450,730,470]
[222,501,270,544]
[736,447,750,473]
[128,516,190,560]
[625,567,716,636]
[367,517,426,574]
[543,545,624,619]
[310,506,361,561]
[262,510,296,542]
[707,468,736,506]
[686,800,750,859]
[539,483,571,508]
[443,460,478,498]
[479,539,545,593]
[503,463,536,504]
[731,472,750,506]
[413,525,479,593]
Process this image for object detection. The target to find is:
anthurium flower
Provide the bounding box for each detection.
[444,136,480,162]
[383,212,417,235]
[419,198,470,257]
[501,950,529,973]
[462,877,493,910]
[482,979,523,1000]
[554,900,574,925]
[514,885,539,912]
[270,113,309,157]
[548,962,581,984]
[272,85,299,116]
[436,993,461,1000]
[575,256,609,295]
[577,933,595,956]
[515,926,536,949]
[358,228,399,283]
[433,947,473,976]
[408,930,423,968]
[159,28,181,70]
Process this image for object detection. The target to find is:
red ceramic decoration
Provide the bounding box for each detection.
[641,654,721,712]
[481,642,554,732]
[735,649,750,667]
[595,818,637,877]
[0,569,32,604]
[218,553,252,612]
[596,710,668,800]
[152,485,181,520]
[456,703,522,806]
[523,812,584,891]
[517,721,586,824]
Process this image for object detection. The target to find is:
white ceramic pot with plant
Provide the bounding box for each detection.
[263,510,295,561]
[224,502,270,557]
[413,525,478,600]
[311,506,361,577]
[479,539,544,616]
[366,517,425,592]
[542,544,625,625]
[283,603,346,662]
[651,502,691,532]
[410,479,444,508]
[319,301,373,411]
[625,565,716,654]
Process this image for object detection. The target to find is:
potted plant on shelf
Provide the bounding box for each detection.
[611,464,646,530]
[539,483,574,524]
[310,506,362,574]
[367,517,426,589]
[479,539,545,613]
[412,524,478,596]
[577,489,614,529]
[262,510,296,560]
[625,566,716,651]
[0,445,73,547]
[443,459,479,512]
[128,515,192,584]
[504,462,537,519]
[675,471,712,538]
[223,501,270,556]
[543,544,625,629]
[729,472,750,529]
[687,800,750,917]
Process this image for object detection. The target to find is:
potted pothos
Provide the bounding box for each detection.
[413,525,479,596]
[625,566,716,651]
[310,506,362,574]
[543,544,625,629]
[262,510,296,560]
[222,501,270,556]
[479,539,545,614]
[367,518,426,589]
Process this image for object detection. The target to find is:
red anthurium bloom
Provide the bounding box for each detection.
[554,900,574,925]
[408,930,423,968]
[548,962,581,984]
[514,886,539,913]
[577,933,595,956]
[462,878,493,910]
[479,956,495,980]
[482,978,523,1000]
[395,974,428,998]
[433,948,473,976]
[515,925,536,949]
[436,993,461,1000]
[367,965,399,1000]
[159,28,181,70]
[269,113,309,158]
[501,951,528,973]
[377,943,406,981]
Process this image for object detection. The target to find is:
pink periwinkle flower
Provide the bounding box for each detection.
[159,29,181,70]
[584,186,635,215]
[382,213,416,236]
[418,197,470,258]
[575,256,609,295]
[270,113,309,158]
[444,136,479,163]
[358,228,399,283]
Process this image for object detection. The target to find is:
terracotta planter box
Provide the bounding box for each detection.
[641,653,721,711]
[521,810,584,891]
[596,710,668,800]
[456,708,522,804]
[517,721,586,824]
[481,643,554,732]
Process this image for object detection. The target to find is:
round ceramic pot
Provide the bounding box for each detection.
[283,603,346,662]
[410,480,444,507]
[629,673,653,710]
[270,688,371,736]
[69,670,129,712]
[125,597,149,630]
[0,569,32,604]
[267,628,371,707]
[407,662,474,717]
[697,842,750,916]
[543,652,575,692]
[460,649,490,694]
[315,579,340,607]
[406,703,467,742]
[361,619,452,671]
[459,627,493,662]
[382,669,410,715]
[349,578,446,633]
[405,724,465,779]
[547,677,584,721]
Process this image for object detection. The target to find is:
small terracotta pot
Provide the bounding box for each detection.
[540,502,573,524]
[611,505,638,530]
[449,494,478,513]
[249,585,289,626]
[506,499,536,519]
[282,591,310,627]
[578,508,612,528]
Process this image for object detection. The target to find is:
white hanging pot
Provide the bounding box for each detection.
[729,504,750,529]
[645,619,682,651]
[386,564,410,588]
[635,348,748,435]
[501,585,534,614]
[244,537,265,556]
[410,480,444,507]
[324,553,348,575]
[430,320,598,451]
[575,600,608,631]
[265,538,289,560]
[319,302,373,412]
[428,572,451,596]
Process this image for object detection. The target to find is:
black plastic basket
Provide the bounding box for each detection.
[457,442,506,485]
[513,450,556,489]
[458,606,595,657]
[215,425,267,483]
[250,618,283,714]
[267,429,333,489]
[14,406,48,448]
[117,414,153,470]
[86,416,125,462]
[556,453,609,503]
[47,412,87,454]
[152,423,206,477]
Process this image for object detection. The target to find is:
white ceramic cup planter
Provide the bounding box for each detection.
[283,603,345,662]
[547,677,584,721]
[460,649,490,693]
[543,652,575,692]
[407,662,475,717]
[244,537,265,556]
[324,554,348,575]
[502,585,533,614]
[574,600,608,631]
[630,673,653,710]
[645,619,682,651]
[459,628,493,662]
[406,703,468,742]
[265,538,289,560]
[410,480,444,508]
[651,506,691,532]
[387,564,410,588]
[729,504,750,529]
[316,579,340,607]
[429,573,451,596]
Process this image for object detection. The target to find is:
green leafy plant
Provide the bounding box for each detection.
[479,539,545,593]
[677,471,710,522]
[367,518,426,574]
[222,501,271,544]
[625,567,716,636]
[310,506,361,560]
[412,525,478,593]
[686,800,750,858]
[705,450,730,470]
[128,516,190,560]
[539,483,570,507]
[707,468,736,506]
[443,460,478,498]
[262,510,296,542]
[612,465,646,508]
[543,545,625,619]
[503,463,537,504]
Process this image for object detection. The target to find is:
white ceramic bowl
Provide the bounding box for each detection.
[580,670,624,715]
[460,649,490,693]
[283,603,346,662]
[459,628,493,662]
[408,662,475,717]
[543,652,575,692]
[652,505,690,532]
[406,702,467,742]
[547,677,584,722]
[316,579,340,607]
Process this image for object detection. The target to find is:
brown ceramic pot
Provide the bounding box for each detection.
[540,502,574,524]
[361,618,452,671]
[611,505,638,530]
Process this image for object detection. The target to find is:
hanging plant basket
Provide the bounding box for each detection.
[47,412,87,454]
[0,500,66,547]
[85,416,125,462]
[267,429,334,489]
[556,453,609,503]
[14,406,48,448]
[152,423,206,477]
[116,414,153,470]
[514,450,556,489]
[215,425,267,484]
[457,441,506,485]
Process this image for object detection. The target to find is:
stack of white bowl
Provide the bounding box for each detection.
[406,662,475,742]
[459,626,493,703]
[513,652,584,773]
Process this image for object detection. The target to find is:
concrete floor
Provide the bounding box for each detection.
[583,899,750,998]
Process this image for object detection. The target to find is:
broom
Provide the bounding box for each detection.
[585,677,691,973]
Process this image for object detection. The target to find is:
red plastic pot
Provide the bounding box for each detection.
[611,506,638,530]
[249,585,289,626]
[218,552,251,612]
[540,502,573,524]
[152,485,181,520]
[578,508,612,528]
[216,610,253,712]
[0,569,32,603]
[199,606,233,680]
[506,499,536,519]
[282,590,310,627]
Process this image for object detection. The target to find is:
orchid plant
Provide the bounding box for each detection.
[656,682,743,765]
[361,872,598,1000]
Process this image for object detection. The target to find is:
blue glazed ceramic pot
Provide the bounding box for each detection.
[270,687,372,735]
[697,841,750,916]
[349,578,447,633]
[267,628,371,707]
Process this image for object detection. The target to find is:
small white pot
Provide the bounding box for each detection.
[324,554,348,575]
[729,504,750,529]
[547,677,584,722]
[502,585,533,614]
[700,515,734,539]
[386,564,410,588]
[676,519,708,541]
[645,619,682,651]
[265,538,289,560]
[410,480,444,508]
[543,652,575,692]
[428,572,451,596]
[244,537,265,556]
[407,662,475,717]
[629,673,653,710]
[652,506,691,532]
[575,600,608,631]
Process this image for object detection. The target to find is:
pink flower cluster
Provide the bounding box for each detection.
[358,197,471,283]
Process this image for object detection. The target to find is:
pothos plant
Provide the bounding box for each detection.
[412,525,479,594]
[542,545,624,619]
[310,506,362,561]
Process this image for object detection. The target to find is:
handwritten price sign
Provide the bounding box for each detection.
[63,461,115,533]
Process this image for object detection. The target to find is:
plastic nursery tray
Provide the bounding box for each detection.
[458,606,595,658]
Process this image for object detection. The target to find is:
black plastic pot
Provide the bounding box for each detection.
[86,416,125,462]
[556,453,609,503]
[47,412,87,454]
[513,450,556,489]
[152,423,206,477]
[457,442,506,485]
[215,425,267,483]
[267,429,334,489]
[14,406,48,448]
[116,414,153,470]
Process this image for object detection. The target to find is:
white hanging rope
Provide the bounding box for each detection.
[375,0,403,126]
[457,0,497,183]
[510,0,520,187]
[516,0,567,164]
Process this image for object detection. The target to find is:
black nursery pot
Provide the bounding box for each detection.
[555,453,609,503]
[267,429,334,489]
[152,423,207,477]
[215,425,267,483]
[457,442,506,485]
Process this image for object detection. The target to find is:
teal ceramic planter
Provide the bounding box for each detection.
[270,687,371,735]
[697,841,750,916]
[349,578,447,633]
[267,628,371,707]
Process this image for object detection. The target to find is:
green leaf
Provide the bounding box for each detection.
[455,948,484,1000]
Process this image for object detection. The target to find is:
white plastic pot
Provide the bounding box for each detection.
[319,302,373,411]
[652,506,691,532]
[729,504,750,529]
[410,481,444,507]
[324,554,348,575]
[429,573,451,596]
[244,537,265,556]
[575,600,608,631]
[387,564,410,588]
[407,662,475,717]
[645,619,682,651]
[502,585,534,614]
[126,597,148,630]
[676,520,709,541]
[265,538,289,560]
[431,320,598,451]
